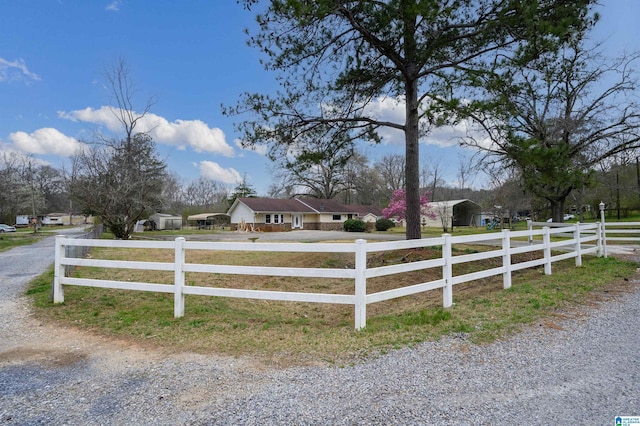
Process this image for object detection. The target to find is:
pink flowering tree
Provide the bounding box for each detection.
[382,189,436,222]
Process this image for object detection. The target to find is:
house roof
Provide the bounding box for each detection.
[187,213,229,221]
[429,199,481,209]
[347,204,384,217]
[296,197,360,214]
[234,197,316,213]
[151,213,182,218]
[229,197,360,215]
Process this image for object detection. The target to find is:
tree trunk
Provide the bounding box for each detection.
[550,198,565,223]
[405,77,421,240]
[403,5,421,240]
[576,191,584,222]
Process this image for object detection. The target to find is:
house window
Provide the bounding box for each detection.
[265,214,271,224]
[332,214,341,221]
[274,214,279,224]
[280,214,284,223]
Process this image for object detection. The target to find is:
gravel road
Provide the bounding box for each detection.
[1,231,638,425]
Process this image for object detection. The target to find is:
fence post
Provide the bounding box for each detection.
[574,222,582,267]
[502,229,512,289]
[599,202,608,258]
[596,221,602,257]
[174,237,186,318]
[527,219,533,245]
[53,235,65,303]
[601,221,608,258]
[543,226,552,275]
[354,239,367,330]
[442,234,453,308]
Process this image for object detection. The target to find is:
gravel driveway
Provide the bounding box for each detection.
[1,231,638,425]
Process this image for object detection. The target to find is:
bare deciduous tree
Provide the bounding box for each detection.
[0,153,58,226]
[463,34,640,222]
[376,154,405,194]
[103,58,156,144]
[343,151,387,206]
[70,60,166,239]
[456,153,479,190]
[269,125,356,199]
[183,177,229,211]
[421,157,447,202]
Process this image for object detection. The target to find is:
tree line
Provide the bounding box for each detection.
[4,140,639,236]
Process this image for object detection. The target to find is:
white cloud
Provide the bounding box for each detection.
[427,122,469,148]
[105,1,121,11]
[9,128,86,156]
[58,106,235,156]
[153,118,231,155]
[235,138,268,156]
[361,96,491,148]
[199,161,242,184]
[58,107,121,130]
[361,96,406,145]
[0,57,40,83]
[362,96,406,125]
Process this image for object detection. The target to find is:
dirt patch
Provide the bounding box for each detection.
[0,347,88,368]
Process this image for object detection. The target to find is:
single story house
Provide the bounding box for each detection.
[227,197,361,232]
[348,205,384,223]
[32,213,90,226]
[149,213,183,230]
[39,213,65,226]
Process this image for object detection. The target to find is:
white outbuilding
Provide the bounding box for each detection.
[149,213,183,230]
[422,199,482,228]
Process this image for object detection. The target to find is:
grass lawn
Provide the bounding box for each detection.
[26,236,639,367]
[0,230,45,252]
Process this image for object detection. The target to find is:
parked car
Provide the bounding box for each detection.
[0,224,17,233]
[546,214,575,223]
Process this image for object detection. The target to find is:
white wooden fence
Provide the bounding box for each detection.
[592,221,640,251]
[53,222,610,330]
[528,220,640,258]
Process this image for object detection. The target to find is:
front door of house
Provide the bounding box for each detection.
[293,214,303,229]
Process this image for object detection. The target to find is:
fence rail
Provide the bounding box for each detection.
[52,222,611,329]
[596,222,640,243]
[63,224,103,275]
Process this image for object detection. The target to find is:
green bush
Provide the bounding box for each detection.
[343,218,366,232]
[375,218,395,231]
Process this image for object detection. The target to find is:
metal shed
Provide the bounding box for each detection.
[149,213,183,230]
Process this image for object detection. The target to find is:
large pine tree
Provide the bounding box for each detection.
[226,0,594,238]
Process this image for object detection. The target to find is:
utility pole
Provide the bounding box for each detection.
[616,170,621,220]
[636,156,640,207]
[28,161,38,234]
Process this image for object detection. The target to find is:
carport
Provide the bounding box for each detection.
[186,213,230,229]
[423,199,482,227]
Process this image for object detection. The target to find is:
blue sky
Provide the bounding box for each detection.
[1,1,638,196]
